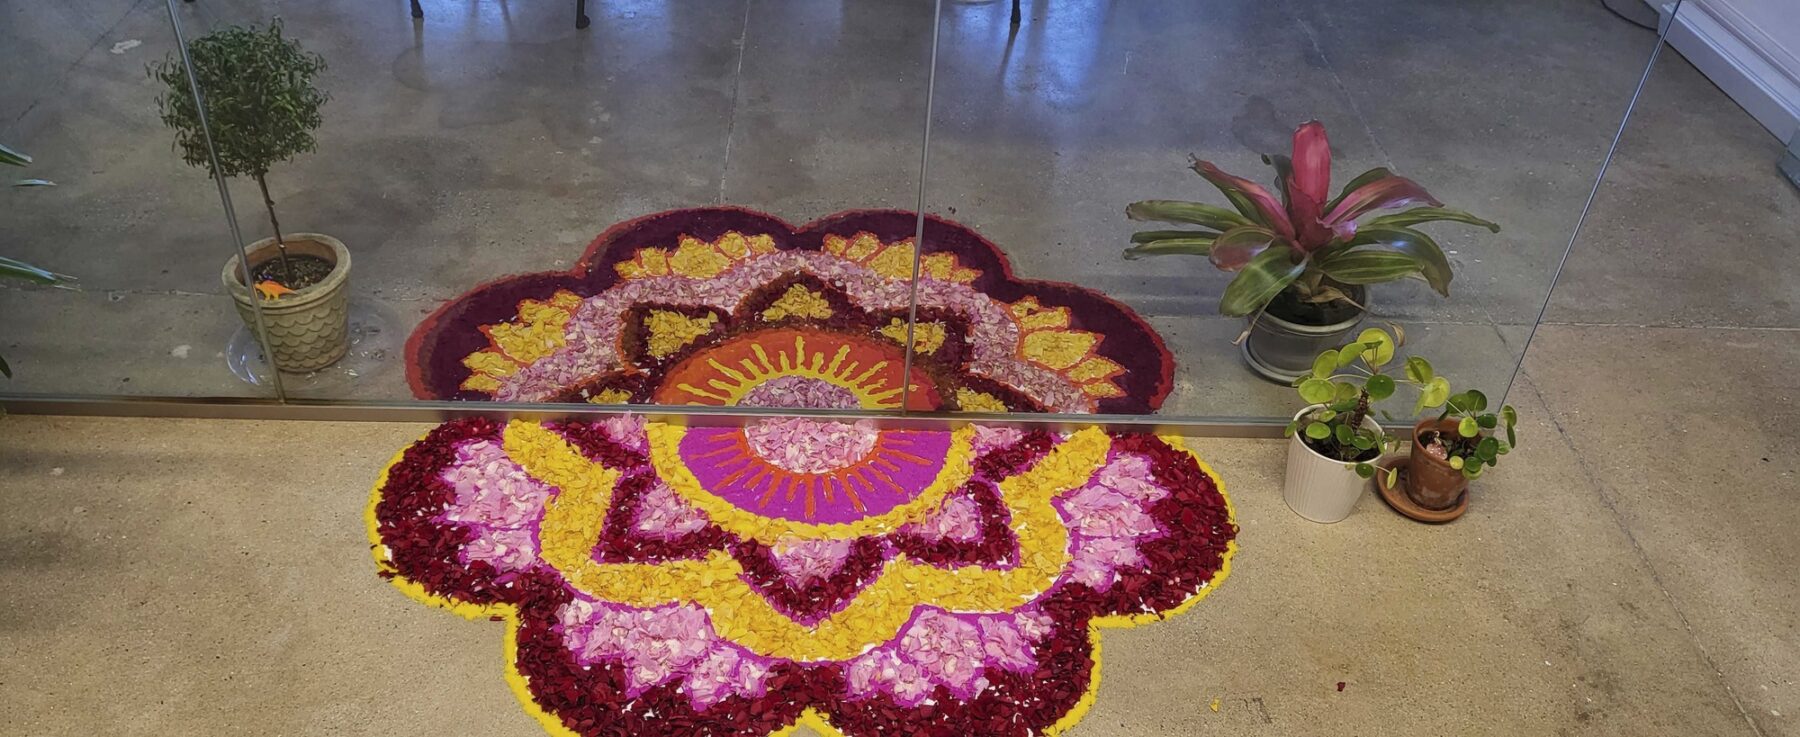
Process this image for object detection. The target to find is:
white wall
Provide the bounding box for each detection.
[1663,0,1800,143]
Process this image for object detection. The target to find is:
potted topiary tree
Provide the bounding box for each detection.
[1124,120,1499,383]
[150,19,348,373]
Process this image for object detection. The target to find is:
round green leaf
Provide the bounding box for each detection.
[1404,355,1433,384]
[1416,376,1450,412]
[1449,456,1464,470]
[1366,374,1396,400]
[1334,381,1361,402]
[1334,423,1354,445]
[1298,378,1336,405]
[1354,327,1396,367]
[1353,463,1376,479]
[1478,436,1500,461]
[1458,416,1480,437]
[1316,409,1338,422]
[1305,422,1331,440]
[1463,389,1489,412]
[1477,413,1498,429]
[1283,421,1298,438]
[1312,350,1339,379]
[1350,433,1374,450]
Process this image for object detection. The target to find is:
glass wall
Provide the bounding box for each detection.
[0,0,1688,425]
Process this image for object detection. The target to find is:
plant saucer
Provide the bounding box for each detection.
[1374,456,1469,524]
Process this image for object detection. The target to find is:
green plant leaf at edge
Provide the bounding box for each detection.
[1125,200,1253,231]
[1122,237,1215,260]
[1219,245,1305,317]
[1363,206,1501,233]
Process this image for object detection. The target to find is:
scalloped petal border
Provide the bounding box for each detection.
[365,430,1236,737]
[402,207,1175,414]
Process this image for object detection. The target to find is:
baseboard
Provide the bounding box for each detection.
[1660,2,1800,143]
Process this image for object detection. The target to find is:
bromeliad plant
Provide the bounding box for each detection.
[1283,326,1408,482]
[2,145,71,378]
[1124,120,1499,319]
[149,19,328,287]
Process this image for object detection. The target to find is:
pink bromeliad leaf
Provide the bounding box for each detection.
[1191,159,1294,239]
[1322,174,1443,230]
[1289,121,1332,209]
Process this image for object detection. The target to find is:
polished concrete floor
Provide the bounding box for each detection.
[6,0,1789,418]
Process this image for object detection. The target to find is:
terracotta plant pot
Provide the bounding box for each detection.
[1282,404,1382,524]
[221,233,352,373]
[1404,418,1470,510]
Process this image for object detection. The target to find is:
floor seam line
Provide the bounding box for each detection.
[1284,0,1394,168]
[1519,367,1768,737]
[5,0,153,133]
[715,0,753,205]
[1540,320,1800,332]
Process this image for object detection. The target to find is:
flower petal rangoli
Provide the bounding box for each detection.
[375,208,1231,736]
[403,208,1174,413]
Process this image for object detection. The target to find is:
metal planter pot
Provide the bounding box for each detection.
[221,233,352,373]
[1240,289,1368,383]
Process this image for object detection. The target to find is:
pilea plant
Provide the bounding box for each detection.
[149,19,328,288]
[1283,326,1408,483]
[1407,359,1520,479]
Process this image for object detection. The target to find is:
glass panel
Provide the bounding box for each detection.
[0,0,277,400]
[915,0,1674,422]
[160,0,938,414]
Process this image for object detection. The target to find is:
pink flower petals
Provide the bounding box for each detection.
[742,418,880,474]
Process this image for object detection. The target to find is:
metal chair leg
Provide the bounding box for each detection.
[1011,0,1021,25]
[410,0,423,18]
[576,0,590,29]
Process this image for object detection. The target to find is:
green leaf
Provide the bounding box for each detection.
[1125,200,1253,231]
[1305,422,1331,440]
[0,256,60,285]
[1334,423,1354,445]
[1283,420,1298,438]
[1218,245,1305,317]
[1478,436,1500,461]
[1312,350,1339,379]
[1122,237,1215,260]
[1449,456,1464,470]
[1317,247,1421,285]
[1353,463,1376,479]
[1130,229,1218,244]
[1463,389,1489,412]
[1348,225,1454,297]
[1463,465,1483,480]
[0,142,29,167]
[1354,327,1397,367]
[1458,416,1479,437]
[1404,356,1433,384]
[1334,381,1360,402]
[1350,433,1374,450]
[1477,414,1498,429]
[1363,206,1501,233]
[1336,345,1364,369]
[1315,409,1338,422]
[13,178,54,187]
[1385,466,1400,488]
[1366,374,1396,400]
[1298,378,1336,404]
[1415,376,1450,413]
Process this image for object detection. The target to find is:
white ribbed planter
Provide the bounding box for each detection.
[1282,404,1381,524]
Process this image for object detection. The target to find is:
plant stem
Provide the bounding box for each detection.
[1345,388,1372,458]
[253,171,294,284]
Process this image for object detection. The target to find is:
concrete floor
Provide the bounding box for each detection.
[7,0,1785,418]
[4,325,1797,736]
[2,4,1797,731]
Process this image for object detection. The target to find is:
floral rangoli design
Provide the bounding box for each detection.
[404,208,1174,413]
[374,208,1232,736]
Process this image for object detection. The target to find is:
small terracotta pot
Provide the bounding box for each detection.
[1404,418,1469,510]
